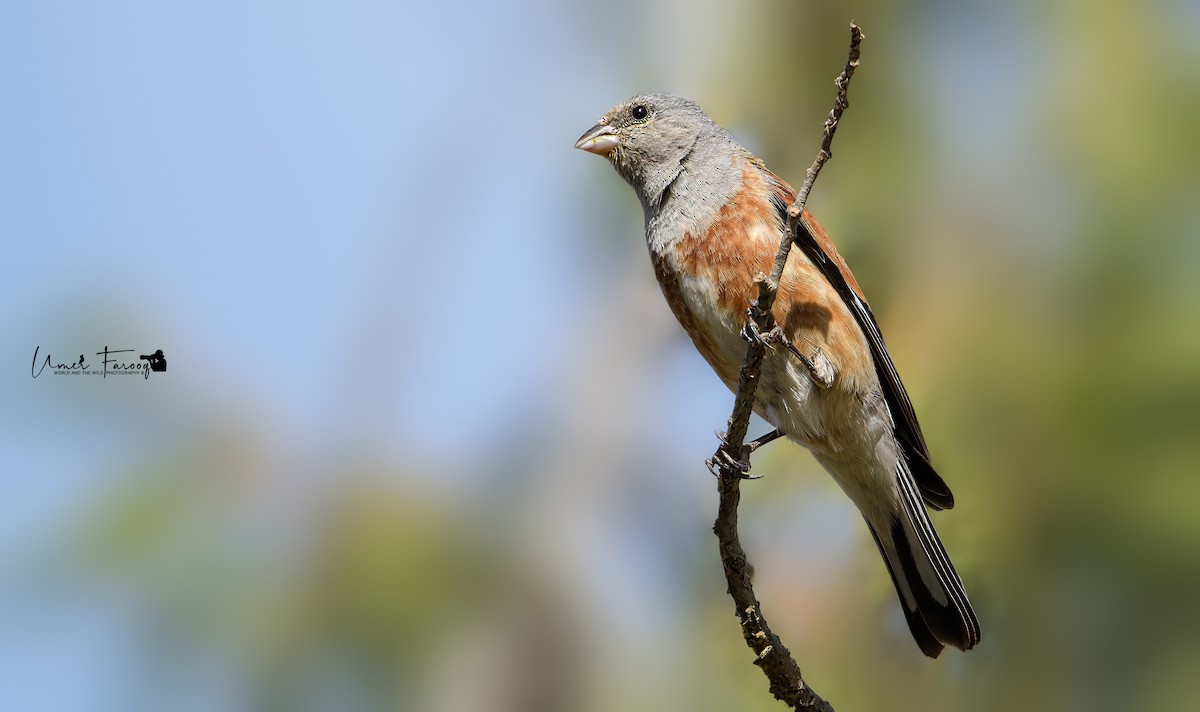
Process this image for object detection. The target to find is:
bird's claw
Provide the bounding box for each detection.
[739,319,766,346]
[707,431,766,480]
[742,320,835,390]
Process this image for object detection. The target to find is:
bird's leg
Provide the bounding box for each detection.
[780,336,835,389]
[746,428,784,453]
[745,321,835,390]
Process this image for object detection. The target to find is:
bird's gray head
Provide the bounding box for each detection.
[575,93,734,210]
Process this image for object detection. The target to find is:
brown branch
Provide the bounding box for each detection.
[706,22,864,711]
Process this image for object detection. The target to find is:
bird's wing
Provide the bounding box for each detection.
[762,172,954,510]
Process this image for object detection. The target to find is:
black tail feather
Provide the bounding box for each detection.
[869,460,981,656]
[868,525,945,658]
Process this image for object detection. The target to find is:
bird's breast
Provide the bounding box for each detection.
[649,180,782,390]
[646,166,881,451]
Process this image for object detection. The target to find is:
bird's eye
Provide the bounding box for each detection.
[631,104,648,121]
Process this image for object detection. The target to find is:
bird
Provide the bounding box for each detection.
[575,93,980,657]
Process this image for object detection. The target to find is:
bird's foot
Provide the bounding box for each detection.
[706,429,781,480]
[753,325,835,390]
[739,318,769,347]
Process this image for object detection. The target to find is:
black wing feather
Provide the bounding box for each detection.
[781,209,953,510]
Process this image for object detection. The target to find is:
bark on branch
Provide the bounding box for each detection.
[706,22,864,711]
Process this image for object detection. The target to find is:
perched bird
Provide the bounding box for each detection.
[575,93,980,657]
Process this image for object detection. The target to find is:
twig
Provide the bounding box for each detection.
[707,22,864,711]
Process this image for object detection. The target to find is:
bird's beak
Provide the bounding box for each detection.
[575,123,618,156]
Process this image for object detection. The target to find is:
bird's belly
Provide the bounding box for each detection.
[660,263,885,458]
[661,266,840,451]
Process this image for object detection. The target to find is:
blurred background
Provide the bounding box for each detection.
[3,1,1199,710]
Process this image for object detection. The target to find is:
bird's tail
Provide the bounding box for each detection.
[867,460,981,658]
